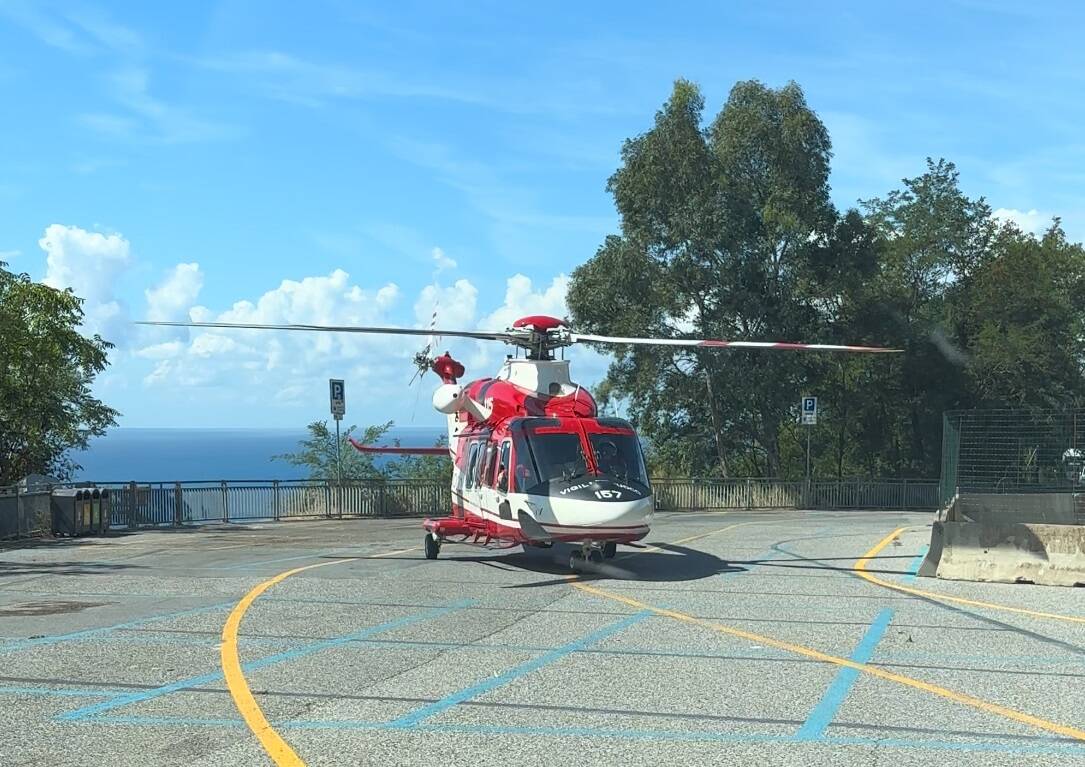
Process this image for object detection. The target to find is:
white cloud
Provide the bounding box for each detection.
[0,4,143,55]
[145,262,203,321]
[81,68,241,144]
[123,261,613,422]
[135,340,184,359]
[0,249,19,262]
[139,269,407,391]
[39,224,132,339]
[478,274,570,331]
[415,278,477,330]
[468,274,579,372]
[993,207,1050,235]
[431,246,456,274]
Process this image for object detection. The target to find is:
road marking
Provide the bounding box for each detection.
[220,546,416,767]
[60,599,467,721]
[570,580,1085,741]
[903,545,928,584]
[794,608,894,740]
[389,611,650,727]
[855,528,1085,625]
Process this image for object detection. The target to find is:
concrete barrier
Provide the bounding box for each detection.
[920,520,1085,587]
[951,492,1081,525]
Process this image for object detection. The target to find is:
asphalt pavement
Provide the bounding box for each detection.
[2,509,1084,766]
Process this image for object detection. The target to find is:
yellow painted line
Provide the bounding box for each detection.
[855,528,1085,625]
[221,546,417,766]
[570,579,1085,741]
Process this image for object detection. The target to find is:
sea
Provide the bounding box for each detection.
[69,427,446,482]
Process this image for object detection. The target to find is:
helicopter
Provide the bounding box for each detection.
[141,314,899,570]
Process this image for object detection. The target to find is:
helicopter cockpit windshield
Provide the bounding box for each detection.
[588,433,649,486]
[515,418,650,491]
[525,431,588,482]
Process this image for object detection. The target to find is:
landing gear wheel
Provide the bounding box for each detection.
[602,542,617,559]
[587,548,604,565]
[424,532,441,560]
[569,550,585,572]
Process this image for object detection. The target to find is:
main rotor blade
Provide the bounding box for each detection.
[136,320,514,343]
[571,333,902,353]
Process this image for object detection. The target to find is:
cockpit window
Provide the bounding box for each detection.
[589,433,649,485]
[525,432,588,483]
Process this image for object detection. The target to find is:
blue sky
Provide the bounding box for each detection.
[2,0,1084,429]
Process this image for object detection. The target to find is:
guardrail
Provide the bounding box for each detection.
[651,477,939,511]
[1,476,937,536]
[88,479,452,527]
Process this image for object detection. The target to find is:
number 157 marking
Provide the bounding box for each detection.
[594,489,622,500]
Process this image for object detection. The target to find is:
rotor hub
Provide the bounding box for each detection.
[508,316,572,360]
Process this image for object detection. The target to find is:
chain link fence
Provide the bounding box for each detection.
[940,409,1085,524]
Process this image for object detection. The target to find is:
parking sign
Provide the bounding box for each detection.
[329,379,345,420]
[801,396,817,425]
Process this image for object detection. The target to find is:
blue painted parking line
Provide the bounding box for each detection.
[0,602,233,655]
[903,545,929,583]
[388,611,652,728]
[57,599,475,721]
[794,608,894,740]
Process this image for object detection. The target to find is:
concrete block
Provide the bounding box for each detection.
[923,520,1085,587]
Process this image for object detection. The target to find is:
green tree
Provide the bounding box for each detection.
[858,159,996,475]
[0,261,119,484]
[571,79,1085,481]
[957,222,1085,408]
[274,420,392,480]
[274,420,451,481]
[393,436,453,482]
[570,79,845,477]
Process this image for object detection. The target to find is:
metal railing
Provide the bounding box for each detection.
[89,479,453,527]
[651,477,938,511]
[2,476,937,538]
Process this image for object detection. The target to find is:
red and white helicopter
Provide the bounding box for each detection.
[142,315,898,570]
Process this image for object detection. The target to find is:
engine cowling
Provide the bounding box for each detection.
[432,383,464,414]
[432,383,492,422]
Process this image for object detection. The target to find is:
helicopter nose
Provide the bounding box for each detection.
[550,476,649,503]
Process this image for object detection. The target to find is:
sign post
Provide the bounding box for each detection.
[801,396,817,485]
[329,380,345,515]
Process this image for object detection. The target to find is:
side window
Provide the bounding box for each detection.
[486,444,501,489]
[511,432,539,492]
[496,442,510,493]
[475,443,490,487]
[465,442,480,488]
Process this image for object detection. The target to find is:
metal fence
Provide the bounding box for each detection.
[651,478,938,511]
[1,476,938,539]
[941,409,1084,503]
[93,479,453,527]
[940,409,1085,524]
